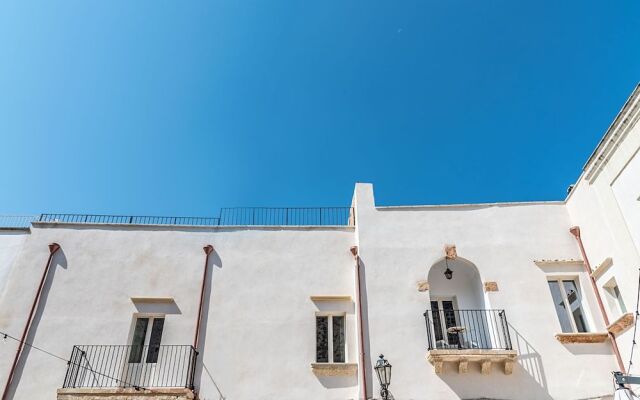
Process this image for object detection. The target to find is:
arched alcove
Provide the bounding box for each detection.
[426,257,506,351]
[427,257,486,310]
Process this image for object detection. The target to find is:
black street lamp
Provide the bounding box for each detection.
[374,354,392,400]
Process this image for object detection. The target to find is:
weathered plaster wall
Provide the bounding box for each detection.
[354,183,615,400]
[0,230,28,298]
[0,225,357,400]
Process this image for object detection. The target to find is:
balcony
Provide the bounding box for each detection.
[58,345,197,400]
[424,309,517,375]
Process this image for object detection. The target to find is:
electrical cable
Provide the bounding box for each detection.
[0,330,149,391]
[627,267,640,374]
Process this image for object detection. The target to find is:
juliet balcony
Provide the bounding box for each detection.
[424,309,517,375]
[58,345,197,400]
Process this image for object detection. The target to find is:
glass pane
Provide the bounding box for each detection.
[316,316,328,363]
[563,280,588,333]
[332,316,345,363]
[442,301,458,346]
[547,281,573,333]
[129,318,149,363]
[431,301,443,342]
[146,318,165,363]
[614,285,627,313]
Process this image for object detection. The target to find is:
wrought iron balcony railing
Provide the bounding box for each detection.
[62,345,197,389]
[424,309,512,350]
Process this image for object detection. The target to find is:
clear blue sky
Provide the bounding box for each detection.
[1,1,638,216]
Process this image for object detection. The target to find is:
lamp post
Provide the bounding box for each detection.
[374,354,392,400]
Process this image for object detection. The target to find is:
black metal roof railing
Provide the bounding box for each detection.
[0,215,39,229]
[38,214,221,226]
[19,207,354,228]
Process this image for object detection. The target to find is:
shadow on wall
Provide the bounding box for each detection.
[316,375,358,389]
[6,248,68,400]
[436,323,552,400]
[192,248,225,399]
[359,257,375,399]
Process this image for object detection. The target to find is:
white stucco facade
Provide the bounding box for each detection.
[0,84,639,400]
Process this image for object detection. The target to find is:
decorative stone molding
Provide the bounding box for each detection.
[608,313,635,336]
[57,388,195,400]
[445,245,457,260]
[555,332,609,344]
[484,282,499,292]
[533,259,584,267]
[309,295,352,302]
[426,349,517,375]
[591,257,613,280]
[311,363,358,376]
[417,280,429,292]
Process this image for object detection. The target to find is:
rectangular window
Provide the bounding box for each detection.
[315,314,346,363]
[128,316,165,364]
[604,278,627,319]
[547,278,589,333]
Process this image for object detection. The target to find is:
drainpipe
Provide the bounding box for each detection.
[569,226,626,373]
[351,246,368,400]
[194,245,214,351]
[2,243,60,400]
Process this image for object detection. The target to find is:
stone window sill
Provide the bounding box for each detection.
[555,332,608,344]
[311,362,358,376]
[608,313,635,336]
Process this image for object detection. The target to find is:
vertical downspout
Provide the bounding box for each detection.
[569,226,626,373]
[2,243,60,400]
[351,246,368,400]
[194,245,214,351]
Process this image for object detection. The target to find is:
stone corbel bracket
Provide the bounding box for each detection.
[427,349,517,375]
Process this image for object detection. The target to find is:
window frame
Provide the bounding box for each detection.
[547,277,589,333]
[315,312,346,364]
[603,278,627,319]
[128,313,166,364]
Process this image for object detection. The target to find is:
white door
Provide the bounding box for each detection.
[430,298,459,348]
[123,316,165,388]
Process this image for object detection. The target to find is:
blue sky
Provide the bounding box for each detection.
[1,1,638,216]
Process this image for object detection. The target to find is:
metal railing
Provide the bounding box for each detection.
[36,208,355,227]
[39,214,220,226]
[218,207,354,226]
[0,215,38,228]
[62,345,197,389]
[424,309,512,350]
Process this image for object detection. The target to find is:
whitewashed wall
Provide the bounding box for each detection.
[566,85,640,380]
[354,183,615,400]
[0,225,357,400]
[0,230,28,299]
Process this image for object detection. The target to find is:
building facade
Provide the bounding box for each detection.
[0,85,639,400]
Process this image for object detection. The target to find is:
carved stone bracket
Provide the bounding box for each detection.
[417,280,429,292]
[427,349,517,375]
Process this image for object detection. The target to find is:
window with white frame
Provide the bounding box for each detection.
[603,278,627,319]
[547,278,589,333]
[316,314,345,363]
